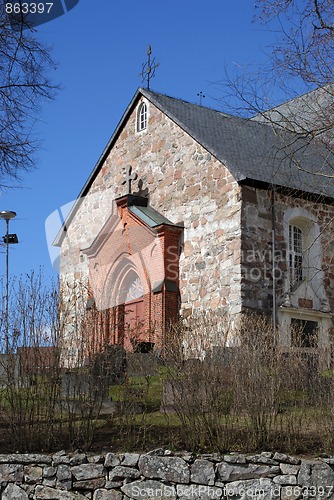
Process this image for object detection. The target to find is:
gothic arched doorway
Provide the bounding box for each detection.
[121,271,145,350]
[105,259,147,351]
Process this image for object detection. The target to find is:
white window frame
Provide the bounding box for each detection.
[286,215,317,290]
[278,307,332,350]
[278,208,331,356]
[289,224,304,287]
[136,102,148,132]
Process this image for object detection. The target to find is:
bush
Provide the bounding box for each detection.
[162,311,334,454]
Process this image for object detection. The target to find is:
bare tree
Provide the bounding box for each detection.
[255,0,333,87]
[214,0,334,219]
[0,6,57,187]
[218,0,334,145]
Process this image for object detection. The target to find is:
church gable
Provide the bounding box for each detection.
[58,90,242,320]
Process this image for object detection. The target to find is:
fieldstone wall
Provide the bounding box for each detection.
[240,185,334,346]
[241,185,334,312]
[1,448,334,499]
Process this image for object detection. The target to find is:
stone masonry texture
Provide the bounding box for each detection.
[0,449,333,499]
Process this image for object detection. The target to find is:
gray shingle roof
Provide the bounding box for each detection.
[252,84,334,145]
[143,89,334,199]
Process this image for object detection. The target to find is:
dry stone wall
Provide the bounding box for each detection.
[0,449,334,499]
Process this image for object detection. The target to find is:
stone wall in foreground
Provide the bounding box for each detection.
[0,448,333,499]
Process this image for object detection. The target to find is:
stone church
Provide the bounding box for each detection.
[54,87,334,354]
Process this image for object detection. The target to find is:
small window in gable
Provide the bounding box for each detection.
[137,102,147,132]
[289,224,304,286]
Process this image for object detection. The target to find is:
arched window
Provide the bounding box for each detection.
[279,209,330,350]
[289,224,304,286]
[124,274,143,302]
[287,213,321,291]
[137,102,147,132]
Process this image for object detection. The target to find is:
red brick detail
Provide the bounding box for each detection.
[298,298,313,309]
[85,195,182,351]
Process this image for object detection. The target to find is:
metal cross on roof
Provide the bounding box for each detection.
[197,91,205,106]
[140,45,159,90]
[121,165,138,194]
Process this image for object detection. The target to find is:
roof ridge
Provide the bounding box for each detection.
[141,87,236,119]
[252,83,334,118]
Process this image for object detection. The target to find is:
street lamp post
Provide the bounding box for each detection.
[0,211,18,353]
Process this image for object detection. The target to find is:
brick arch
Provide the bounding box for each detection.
[102,255,148,306]
[103,257,149,349]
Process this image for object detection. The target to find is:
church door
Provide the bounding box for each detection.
[124,298,145,350]
[120,274,145,350]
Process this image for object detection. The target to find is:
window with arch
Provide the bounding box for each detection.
[289,224,304,286]
[125,275,143,302]
[287,213,321,290]
[137,102,147,132]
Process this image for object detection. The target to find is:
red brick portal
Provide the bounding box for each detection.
[83,195,183,351]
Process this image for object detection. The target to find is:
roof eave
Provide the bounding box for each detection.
[239,177,334,204]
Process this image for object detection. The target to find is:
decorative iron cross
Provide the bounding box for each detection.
[121,165,138,194]
[197,91,205,106]
[140,45,159,90]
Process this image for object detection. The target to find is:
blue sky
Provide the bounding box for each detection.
[0,0,282,282]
